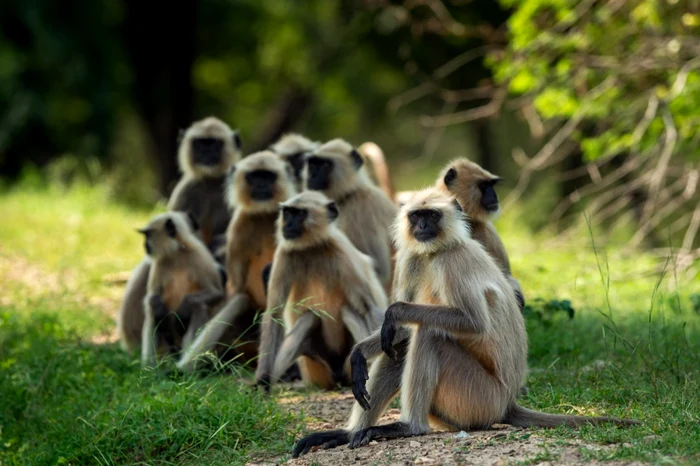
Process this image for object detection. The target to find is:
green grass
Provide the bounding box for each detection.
[0,180,698,464]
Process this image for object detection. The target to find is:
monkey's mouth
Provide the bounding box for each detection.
[194,151,222,166]
[282,227,303,240]
[414,232,437,242]
[250,188,274,201]
[483,202,499,212]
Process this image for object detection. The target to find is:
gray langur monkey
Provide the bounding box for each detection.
[269,133,320,191]
[293,189,638,456]
[138,212,226,367]
[254,191,387,390]
[303,138,397,287]
[436,158,524,310]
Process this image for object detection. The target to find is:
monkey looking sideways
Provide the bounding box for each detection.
[254,191,387,390]
[139,212,226,367]
[117,116,240,353]
[176,150,297,372]
[437,158,525,310]
[304,138,397,286]
[269,133,320,191]
[293,189,637,456]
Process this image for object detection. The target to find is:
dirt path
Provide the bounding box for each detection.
[249,390,645,466]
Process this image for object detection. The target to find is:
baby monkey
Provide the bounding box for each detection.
[139,212,226,367]
[255,191,387,390]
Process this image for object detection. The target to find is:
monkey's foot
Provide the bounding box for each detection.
[348,422,421,448]
[292,430,349,457]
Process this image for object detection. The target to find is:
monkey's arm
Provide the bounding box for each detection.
[141,293,168,367]
[254,258,292,388]
[167,179,199,215]
[380,301,490,359]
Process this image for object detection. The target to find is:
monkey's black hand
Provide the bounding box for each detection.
[351,350,371,410]
[381,308,398,360]
[149,294,169,322]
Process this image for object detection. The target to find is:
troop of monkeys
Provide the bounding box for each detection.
[116,116,638,458]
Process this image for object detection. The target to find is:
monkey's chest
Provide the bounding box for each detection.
[285,281,348,355]
[162,269,201,311]
[245,242,276,308]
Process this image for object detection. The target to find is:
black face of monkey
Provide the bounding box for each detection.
[478,180,500,212]
[306,156,334,191]
[245,169,278,200]
[191,137,224,166]
[281,207,308,240]
[408,209,443,242]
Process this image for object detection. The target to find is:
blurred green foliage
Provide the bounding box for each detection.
[491,0,700,161]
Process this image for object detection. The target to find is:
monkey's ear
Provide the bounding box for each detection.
[136,227,151,235]
[227,164,237,178]
[443,168,457,187]
[177,129,186,145]
[186,212,199,232]
[350,149,364,170]
[327,202,339,221]
[165,218,177,238]
[232,130,242,149]
[451,198,463,213]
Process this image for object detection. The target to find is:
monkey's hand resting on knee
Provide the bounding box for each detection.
[351,349,371,410]
[381,303,404,360]
[292,430,349,458]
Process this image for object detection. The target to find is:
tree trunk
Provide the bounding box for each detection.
[123,0,196,196]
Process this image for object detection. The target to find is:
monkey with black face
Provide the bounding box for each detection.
[254,191,387,390]
[117,116,240,354]
[175,151,297,373]
[269,133,320,191]
[139,212,226,367]
[304,139,397,287]
[437,158,524,310]
[293,189,637,456]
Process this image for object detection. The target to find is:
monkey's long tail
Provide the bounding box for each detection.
[504,403,639,428]
[359,142,394,200]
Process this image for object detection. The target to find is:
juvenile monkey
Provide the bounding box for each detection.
[436,158,524,309]
[304,139,397,286]
[293,189,637,456]
[269,133,320,191]
[176,151,297,372]
[254,191,387,390]
[117,116,240,353]
[139,212,226,367]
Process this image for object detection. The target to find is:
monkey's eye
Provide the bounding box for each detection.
[429,211,439,221]
[408,213,419,223]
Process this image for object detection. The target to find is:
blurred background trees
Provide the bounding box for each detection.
[0,0,698,259]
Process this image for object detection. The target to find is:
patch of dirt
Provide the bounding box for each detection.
[249,390,645,466]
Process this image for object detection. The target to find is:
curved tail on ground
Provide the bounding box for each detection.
[504,403,639,428]
[359,142,394,200]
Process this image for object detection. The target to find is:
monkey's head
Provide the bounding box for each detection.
[137,212,199,259]
[393,188,469,255]
[437,158,502,221]
[178,116,242,179]
[269,133,320,187]
[226,151,296,214]
[303,138,370,200]
[276,191,340,251]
